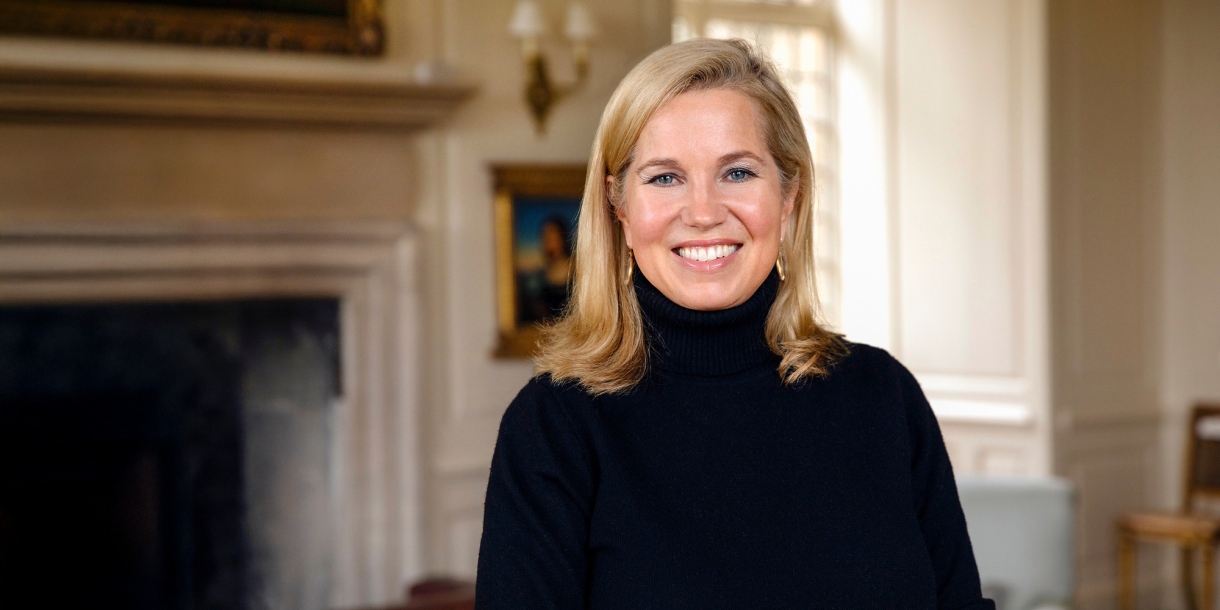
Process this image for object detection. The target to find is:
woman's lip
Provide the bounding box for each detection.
[671,238,743,249]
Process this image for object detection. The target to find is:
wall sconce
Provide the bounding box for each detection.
[508,1,597,134]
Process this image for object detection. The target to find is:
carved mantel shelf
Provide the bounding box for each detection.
[0,64,475,130]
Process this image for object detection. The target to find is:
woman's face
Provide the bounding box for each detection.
[541,222,566,259]
[616,88,795,311]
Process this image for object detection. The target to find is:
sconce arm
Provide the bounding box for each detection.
[522,48,590,134]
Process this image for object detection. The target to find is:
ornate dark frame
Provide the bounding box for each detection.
[0,0,384,56]
[491,163,588,359]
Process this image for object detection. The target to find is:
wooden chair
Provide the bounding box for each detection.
[1118,403,1220,610]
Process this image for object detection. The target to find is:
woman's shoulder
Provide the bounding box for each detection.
[831,341,913,381]
[830,341,934,419]
[516,373,596,404]
[499,374,596,435]
[824,341,929,407]
[488,376,598,506]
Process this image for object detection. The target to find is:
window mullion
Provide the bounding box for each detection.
[675,0,836,30]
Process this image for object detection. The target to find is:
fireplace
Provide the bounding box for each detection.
[0,298,340,609]
[0,224,422,608]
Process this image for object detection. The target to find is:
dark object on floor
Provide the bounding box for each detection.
[352,577,475,610]
[405,577,476,610]
[1118,403,1220,610]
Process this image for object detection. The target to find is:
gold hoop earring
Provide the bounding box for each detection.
[775,248,787,282]
[624,249,635,287]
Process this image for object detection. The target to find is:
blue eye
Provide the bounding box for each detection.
[651,174,676,186]
[727,168,753,181]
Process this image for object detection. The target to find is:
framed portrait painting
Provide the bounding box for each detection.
[0,0,384,55]
[491,164,586,359]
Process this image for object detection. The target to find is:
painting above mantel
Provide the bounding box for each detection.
[0,0,384,56]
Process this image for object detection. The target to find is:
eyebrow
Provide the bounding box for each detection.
[718,151,766,165]
[635,158,681,174]
[635,151,766,174]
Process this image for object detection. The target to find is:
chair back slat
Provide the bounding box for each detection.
[1186,405,1220,511]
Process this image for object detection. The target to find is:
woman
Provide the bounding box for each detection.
[538,215,574,319]
[476,39,994,610]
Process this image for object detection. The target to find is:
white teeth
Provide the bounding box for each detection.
[677,244,740,262]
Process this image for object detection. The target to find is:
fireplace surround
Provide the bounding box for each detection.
[0,222,422,608]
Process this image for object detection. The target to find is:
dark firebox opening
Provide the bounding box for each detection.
[0,299,340,610]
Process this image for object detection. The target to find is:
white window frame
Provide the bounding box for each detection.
[675,0,837,35]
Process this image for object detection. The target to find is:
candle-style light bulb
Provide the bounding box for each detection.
[509,0,546,58]
[509,0,546,39]
[564,2,597,42]
[565,2,595,81]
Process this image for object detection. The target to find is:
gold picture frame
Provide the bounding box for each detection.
[492,163,587,359]
[0,0,384,56]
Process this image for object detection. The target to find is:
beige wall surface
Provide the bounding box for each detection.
[1049,0,1220,607]
[1162,0,1220,419]
[1049,0,1165,607]
[1157,0,1220,605]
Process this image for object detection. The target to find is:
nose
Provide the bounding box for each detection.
[681,180,727,230]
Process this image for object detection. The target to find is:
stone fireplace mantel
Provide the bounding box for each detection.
[0,63,475,129]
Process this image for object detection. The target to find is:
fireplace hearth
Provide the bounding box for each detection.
[0,298,340,610]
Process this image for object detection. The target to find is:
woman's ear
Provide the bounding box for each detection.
[606,174,619,216]
[785,186,795,225]
[608,174,633,249]
[779,187,797,243]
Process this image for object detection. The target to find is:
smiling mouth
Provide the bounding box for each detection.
[675,244,741,262]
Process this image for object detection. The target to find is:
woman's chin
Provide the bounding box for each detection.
[644,256,768,311]
[665,278,753,311]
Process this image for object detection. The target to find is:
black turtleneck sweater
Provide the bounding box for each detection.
[475,272,994,610]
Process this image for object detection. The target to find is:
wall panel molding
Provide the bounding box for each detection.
[892,0,1049,476]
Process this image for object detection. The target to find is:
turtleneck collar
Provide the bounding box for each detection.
[633,269,780,377]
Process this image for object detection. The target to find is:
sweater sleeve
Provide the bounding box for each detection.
[475,378,595,609]
[898,364,996,610]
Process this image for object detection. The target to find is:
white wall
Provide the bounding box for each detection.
[838,0,1050,478]
[897,0,1050,477]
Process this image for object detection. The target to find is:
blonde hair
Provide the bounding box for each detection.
[534,38,845,394]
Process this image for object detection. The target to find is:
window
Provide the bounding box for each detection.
[673,0,840,327]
